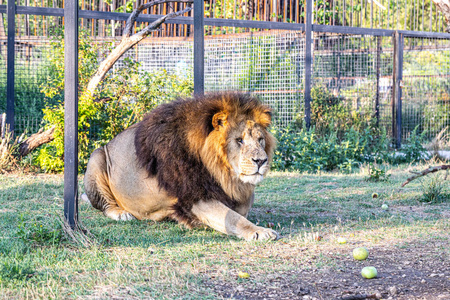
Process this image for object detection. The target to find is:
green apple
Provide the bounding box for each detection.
[361,266,377,279]
[381,204,389,210]
[337,237,347,244]
[353,247,369,260]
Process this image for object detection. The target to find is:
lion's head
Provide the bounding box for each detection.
[194,93,276,189]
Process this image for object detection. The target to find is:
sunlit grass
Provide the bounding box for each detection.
[0,163,448,299]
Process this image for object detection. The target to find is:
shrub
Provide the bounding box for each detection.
[271,125,383,173]
[35,32,193,172]
[295,85,376,139]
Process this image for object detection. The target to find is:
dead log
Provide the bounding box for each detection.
[17,126,56,157]
[401,165,450,187]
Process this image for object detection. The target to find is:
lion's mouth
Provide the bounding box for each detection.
[239,173,264,185]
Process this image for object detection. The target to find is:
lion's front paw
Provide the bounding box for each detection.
[246,227,279,241]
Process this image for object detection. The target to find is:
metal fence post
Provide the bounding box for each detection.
[6,0,15,134]
[193,0,204,96]
[392,31,403,149]
[64,0,79,229]
[304,0,313,130]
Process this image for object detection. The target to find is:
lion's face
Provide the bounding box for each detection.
[199,95,276,190]
[227,120,272,185]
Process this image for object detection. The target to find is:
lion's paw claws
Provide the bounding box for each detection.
[247,228,279,241]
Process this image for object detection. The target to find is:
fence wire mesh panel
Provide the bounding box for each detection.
[204,27,305,127]
[312,34,394,136]
[402,37,450,140]
[316,0,448,32]
[0,34,57,135]
[2,1,450,143]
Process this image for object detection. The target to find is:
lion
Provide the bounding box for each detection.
[83,92,279,241]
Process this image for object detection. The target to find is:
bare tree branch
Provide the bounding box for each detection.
[17,126,56,157]
[401,165,450,187]
[432,0,450,33]
[84,0,193,99]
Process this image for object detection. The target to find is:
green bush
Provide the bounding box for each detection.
[35,31,193,172]
[294,85,376,139]
[271,125,385,173]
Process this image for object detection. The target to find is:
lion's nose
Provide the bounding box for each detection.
[252,158,267,168]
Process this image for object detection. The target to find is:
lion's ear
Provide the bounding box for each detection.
[212,112,228,130]
[257,109,272,128]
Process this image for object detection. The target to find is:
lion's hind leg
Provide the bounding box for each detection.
[84,147,136,221]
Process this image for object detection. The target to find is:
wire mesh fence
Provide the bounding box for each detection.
[1,0,449,38]
[402,37,450,139]
[204,28,305,127]
[312,34,395,135]
[1,2,450,144]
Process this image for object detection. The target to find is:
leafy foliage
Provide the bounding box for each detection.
[35,31,193,172]
[272,85,428,173]
[366,163,391,182]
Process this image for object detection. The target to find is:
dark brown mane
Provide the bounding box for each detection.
[134,92,271,226]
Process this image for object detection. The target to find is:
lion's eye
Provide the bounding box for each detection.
[236,138,243,145]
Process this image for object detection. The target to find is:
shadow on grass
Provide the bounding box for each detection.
[1,175,447,250]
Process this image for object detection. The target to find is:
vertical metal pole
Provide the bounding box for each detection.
[304,0,313,130]
[194,0,204,96]
[375,36,381,128]
[64,0,79,229]
[6,0,15,134]
[392,31,403,149]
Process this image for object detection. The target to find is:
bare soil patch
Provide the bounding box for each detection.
[205,239,450,300]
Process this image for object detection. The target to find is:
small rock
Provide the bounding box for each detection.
[302,295,312,300]
[421,279,426,283]
[296,287,310,296]
[236,286,245,292]
[388,286,398,295]
[438,294,450,299]
[430,273,439,277]
[402,274,406,278]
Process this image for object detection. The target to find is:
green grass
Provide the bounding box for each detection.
[0,165,448,299]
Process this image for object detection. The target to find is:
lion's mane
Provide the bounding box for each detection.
[134,92,274,227]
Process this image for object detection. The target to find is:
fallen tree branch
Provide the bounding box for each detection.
[17,126,55,157]
[83,0,193,98]
[432,0,450,33]
[401,165,450,187]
